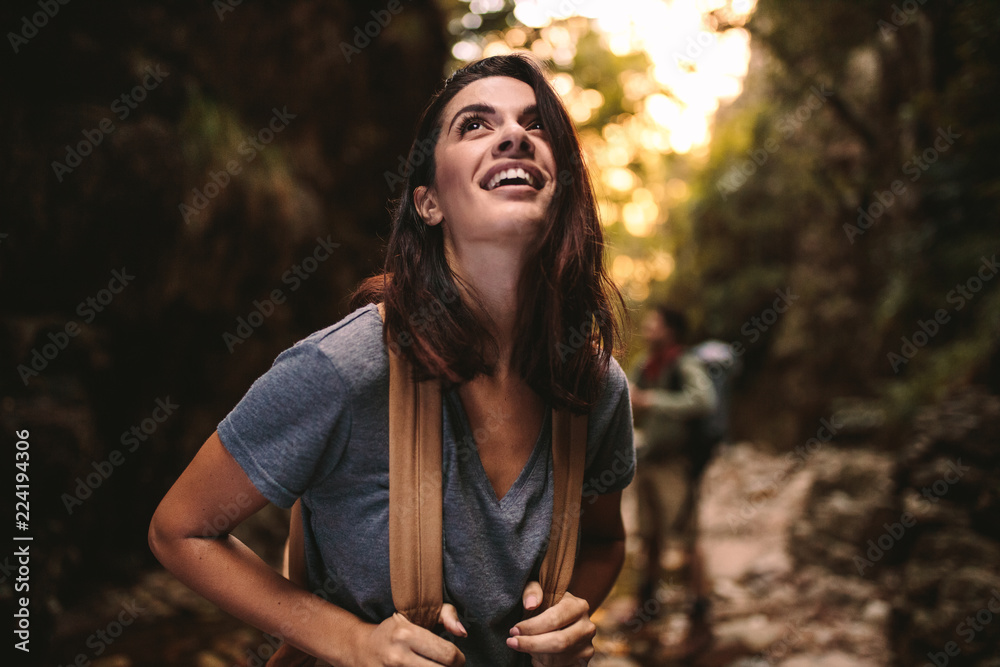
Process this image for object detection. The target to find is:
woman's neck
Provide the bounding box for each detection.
[446,240,529,380]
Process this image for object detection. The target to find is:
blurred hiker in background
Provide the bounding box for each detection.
[629,305,738,655]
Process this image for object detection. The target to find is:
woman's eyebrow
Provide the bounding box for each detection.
[448,103,495,132]
[447,103,540,132]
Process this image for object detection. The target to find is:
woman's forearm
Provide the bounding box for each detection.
[149,529,369,666]
[567,537,626,613]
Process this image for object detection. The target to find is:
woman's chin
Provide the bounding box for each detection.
[486,215,546,241]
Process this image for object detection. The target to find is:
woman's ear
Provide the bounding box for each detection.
[413,185,443,226]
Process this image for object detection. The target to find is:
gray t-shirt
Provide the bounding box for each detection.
[218,303,635,665]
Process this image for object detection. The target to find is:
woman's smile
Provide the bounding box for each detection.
[480,161,545,192]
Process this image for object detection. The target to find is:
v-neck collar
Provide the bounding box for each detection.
[444,386,551,509]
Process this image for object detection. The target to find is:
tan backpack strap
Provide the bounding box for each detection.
[538,409,588,609]
[386,320,444,630]
[380,302,585,623]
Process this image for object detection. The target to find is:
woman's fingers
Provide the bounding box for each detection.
[522,580,544,612]
[508,591,594,666]
[512,591,590,637]
[438,603,467,638]
[369,613,466,666]
[397,615,466,666]
[507,616,595,654]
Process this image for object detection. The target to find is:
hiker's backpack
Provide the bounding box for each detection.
[688,339,741,449]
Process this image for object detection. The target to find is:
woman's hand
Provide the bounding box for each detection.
[354,605,466,666]
[506,581,596,666]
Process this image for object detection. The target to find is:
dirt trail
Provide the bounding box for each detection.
[592,442,894,666]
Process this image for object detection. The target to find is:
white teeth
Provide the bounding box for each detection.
[485,167,536,190]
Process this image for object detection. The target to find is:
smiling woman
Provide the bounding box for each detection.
[148,54,634,667]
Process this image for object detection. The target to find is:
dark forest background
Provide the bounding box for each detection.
[1,0,998,665]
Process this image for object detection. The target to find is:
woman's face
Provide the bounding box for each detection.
[414,76,558,250]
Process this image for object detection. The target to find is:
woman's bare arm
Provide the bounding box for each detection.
[148,431,465,667]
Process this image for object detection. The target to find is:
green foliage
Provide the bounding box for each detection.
[675,0,1000,443]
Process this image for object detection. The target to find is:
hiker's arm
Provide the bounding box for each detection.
[508,491,625,662]
[149,431,465,667]
[633,356,716,418]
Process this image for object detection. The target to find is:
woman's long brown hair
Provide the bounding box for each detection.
[352,54,626,412]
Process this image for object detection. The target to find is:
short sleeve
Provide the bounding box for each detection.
[582,358,635,496]
[217,341,351,508]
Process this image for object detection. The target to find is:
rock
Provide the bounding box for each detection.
[887,386,1000,665]
[779,651,878,667]
[788,447,897,577]
[590,657,641,667]
[92,657,132,667]
[712,613,788,652]
[195,652,229,667]
[862,599,891,624]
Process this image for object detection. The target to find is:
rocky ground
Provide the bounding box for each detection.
[591,441,895,667]
[51,439,902,666]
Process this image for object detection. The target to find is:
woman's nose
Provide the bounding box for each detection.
[494,124,533,157]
